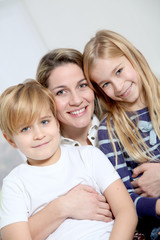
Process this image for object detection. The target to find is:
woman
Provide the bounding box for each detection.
[27,48,112,240]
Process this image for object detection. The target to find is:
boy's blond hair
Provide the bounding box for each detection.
[0,79,56,138]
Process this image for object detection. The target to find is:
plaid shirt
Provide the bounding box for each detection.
[98,107,160,219]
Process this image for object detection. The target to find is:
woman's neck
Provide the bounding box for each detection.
[61,124,92,146]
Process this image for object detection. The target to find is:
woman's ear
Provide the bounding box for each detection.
[3,133,18,149]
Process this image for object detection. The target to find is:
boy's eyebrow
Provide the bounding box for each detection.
[17,115,53,129]
[50,78,86,91]
[40,115,53,120]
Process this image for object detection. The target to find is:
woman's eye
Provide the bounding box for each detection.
[79,83,87,88]
[116,68,122,75]
[57,90,66,95]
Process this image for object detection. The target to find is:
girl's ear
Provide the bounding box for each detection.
[3,133,18,149]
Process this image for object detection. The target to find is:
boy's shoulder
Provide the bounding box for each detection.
[61,145,101,156]
[3,163,27,181]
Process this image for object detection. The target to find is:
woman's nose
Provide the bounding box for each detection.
[69,92,83,106]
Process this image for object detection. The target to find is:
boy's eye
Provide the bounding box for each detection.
[116,68,122,75]
[21,126,30,132]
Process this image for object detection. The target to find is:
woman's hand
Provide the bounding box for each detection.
[28,184,113,240]
[62,184,113,222]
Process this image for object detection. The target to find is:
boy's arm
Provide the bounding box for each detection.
[1,222,32,240]
[104,179,137,240]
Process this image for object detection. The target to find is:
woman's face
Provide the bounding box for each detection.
[90,56,145,111]
[48,63,95,131]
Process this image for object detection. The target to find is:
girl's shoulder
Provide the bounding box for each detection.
[99,114,114,127]
[129,107,150,122]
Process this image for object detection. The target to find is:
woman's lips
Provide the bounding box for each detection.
[68,107,88,117]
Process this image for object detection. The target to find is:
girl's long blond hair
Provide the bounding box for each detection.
[83,29,160,163]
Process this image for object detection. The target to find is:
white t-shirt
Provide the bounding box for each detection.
[60,114,99,147]
[0,146,119,240]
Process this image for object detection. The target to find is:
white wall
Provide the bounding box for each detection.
[0,0,160,180]
[23,0,160,77]
[0,0,47,95]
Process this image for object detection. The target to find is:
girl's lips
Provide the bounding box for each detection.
[120,83,132,98]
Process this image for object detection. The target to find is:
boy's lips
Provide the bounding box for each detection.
[32,141,49,148]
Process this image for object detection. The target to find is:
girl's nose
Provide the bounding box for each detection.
[113,78,124,94]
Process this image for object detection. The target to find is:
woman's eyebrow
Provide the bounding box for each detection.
[50,85,66,91]
[50,78,86,91]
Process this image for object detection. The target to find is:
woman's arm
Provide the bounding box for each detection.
[104,179,138,240]
[1,222,32,240]
[29,184,113,240]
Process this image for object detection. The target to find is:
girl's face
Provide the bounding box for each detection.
[48,63,95,131]
[90,56,145,111]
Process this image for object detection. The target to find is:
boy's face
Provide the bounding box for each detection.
[8,107,60,166]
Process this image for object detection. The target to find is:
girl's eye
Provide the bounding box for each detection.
[21,126,30,132]
[102,82,109,88]
[116,68,122,75]
[41,120,49,125]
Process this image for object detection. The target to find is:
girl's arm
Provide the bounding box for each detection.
[98,119,160,218]
[1,222,32,240]
[28,184,112,240]
[104,179,138,240]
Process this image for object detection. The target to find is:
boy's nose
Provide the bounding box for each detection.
[33,127,45,140]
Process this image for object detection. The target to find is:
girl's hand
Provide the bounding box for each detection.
[155,199,160,216]
[132,163,160,197]
[62,184,113,222]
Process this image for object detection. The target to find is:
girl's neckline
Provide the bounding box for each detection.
[126,106,148,114]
